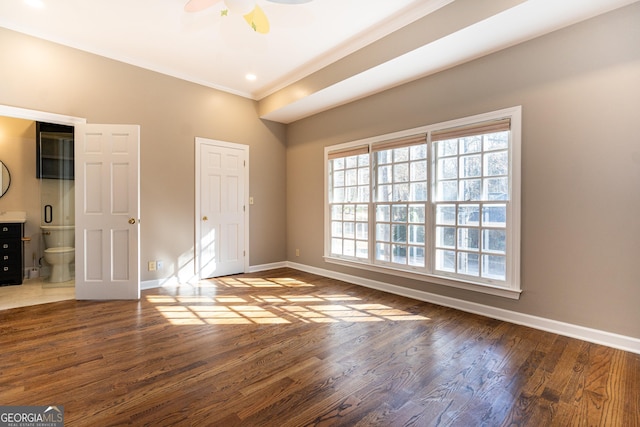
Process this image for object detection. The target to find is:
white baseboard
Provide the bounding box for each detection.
[286,261,640,355]
[248,261,288,273]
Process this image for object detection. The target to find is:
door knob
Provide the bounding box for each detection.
[128,218,136,224]
[202,216,208,221]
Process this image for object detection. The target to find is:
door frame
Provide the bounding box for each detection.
[194,137,250,279]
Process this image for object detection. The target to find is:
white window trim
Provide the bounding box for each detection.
[324,106,522,299]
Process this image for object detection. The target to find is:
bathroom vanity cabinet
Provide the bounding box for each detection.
[0,223,24,286]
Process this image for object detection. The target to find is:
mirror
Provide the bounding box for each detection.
[0,160,10,197]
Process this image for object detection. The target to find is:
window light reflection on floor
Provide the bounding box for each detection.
[149,276,430,325]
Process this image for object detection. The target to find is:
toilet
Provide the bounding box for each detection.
[41,225,75,283]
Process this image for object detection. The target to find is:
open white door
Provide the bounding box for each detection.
[196,138,248,279]
[75,124,140,300]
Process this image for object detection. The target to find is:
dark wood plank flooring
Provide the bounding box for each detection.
[1,268,639,426]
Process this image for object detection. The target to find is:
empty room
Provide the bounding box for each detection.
[1,0,639,425]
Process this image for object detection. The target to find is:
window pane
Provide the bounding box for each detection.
[332,187,345,203]
[343,239,355,257]
[376,242,390,261]
[394,147,409,162]
[484,177,508,200]
[394,163,409,182]
[482,229,506,254]
[345,187,358,203]
[392,244,407,264]
[436,226,456,248]
[409,246,425,267]
[358,168,370,185]
[460,136,482,154]
[410,160,427,181]
[344,205,355,221]
[356,222,368,240]
[458,252,479,276]
[485,151,508,176]
[408,205,425,223]
[458,205,479,226]
[377,184,392,202]
[377,150,392,165]
[461,155,481,178]
[355,205,368,221]
[436,249,456,272]
[333,170,345,187]
[410,182,427,201]
[357,186,369,203]
[378,165,392,184]
[345,156,358,169]
[393,183,410,201]
[410,144,427,160]
[331,238,342,254]
[458,228,479,251]
[376,223,390,242]
[356,241,368,259]
[438,158,458,180]
[392,224,407,243]
[409,225,425,244]
[331,221,342,237]
[332,158,344,170]
[484,131,509,151]
[438,181,458,201]
[376,205,390,222]
[436,205,456,225]
[344,222,355,239]
[392,205,407,222]
[482,255,506,280]
[331,205,342,220]
[438,140,458,157]
[345,169,357,186]
[482,204,506,227]
[358,154,370,167]
[461,179,481,201]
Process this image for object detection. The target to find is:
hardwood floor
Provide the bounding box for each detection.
[1,268,638,426]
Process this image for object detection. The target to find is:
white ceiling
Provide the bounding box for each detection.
[0,0,637,123]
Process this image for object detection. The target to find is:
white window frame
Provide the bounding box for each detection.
[324,106,522,299]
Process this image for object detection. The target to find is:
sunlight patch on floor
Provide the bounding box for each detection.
[148,276,430,326]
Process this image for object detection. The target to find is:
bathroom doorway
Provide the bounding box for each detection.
[0,105,85,308]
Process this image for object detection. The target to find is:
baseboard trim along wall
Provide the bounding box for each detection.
[142,261,640,355]
[285,262,640,355]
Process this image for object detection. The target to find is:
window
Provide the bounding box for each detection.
[325,107,521,298]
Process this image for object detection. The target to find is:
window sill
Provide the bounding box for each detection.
[324,256,522,300]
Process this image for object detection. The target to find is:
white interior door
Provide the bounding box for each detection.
[196,138,248,279]
[75,124,140,299]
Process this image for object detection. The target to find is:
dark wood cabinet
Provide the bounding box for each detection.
[0,223,23,286]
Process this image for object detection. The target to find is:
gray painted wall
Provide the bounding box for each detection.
[286,4,640,338]
[0,27,288,281]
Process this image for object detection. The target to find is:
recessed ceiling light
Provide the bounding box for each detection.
[246,74,257,81]
[24,0,45,8]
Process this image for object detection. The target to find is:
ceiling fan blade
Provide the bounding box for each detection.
[184,0,223,13]
[244,4,270,34]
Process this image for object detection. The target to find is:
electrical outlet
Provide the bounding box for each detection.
[156,260,163,270]
[148,261,156,271]
[295,249,300,257]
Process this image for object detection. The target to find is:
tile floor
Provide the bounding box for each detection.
[0,277,74,311]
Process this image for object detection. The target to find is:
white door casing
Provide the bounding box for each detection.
[195,138,248,279]
[75,124,140,299]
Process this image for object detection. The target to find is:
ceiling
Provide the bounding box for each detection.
[0,0,637,123]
